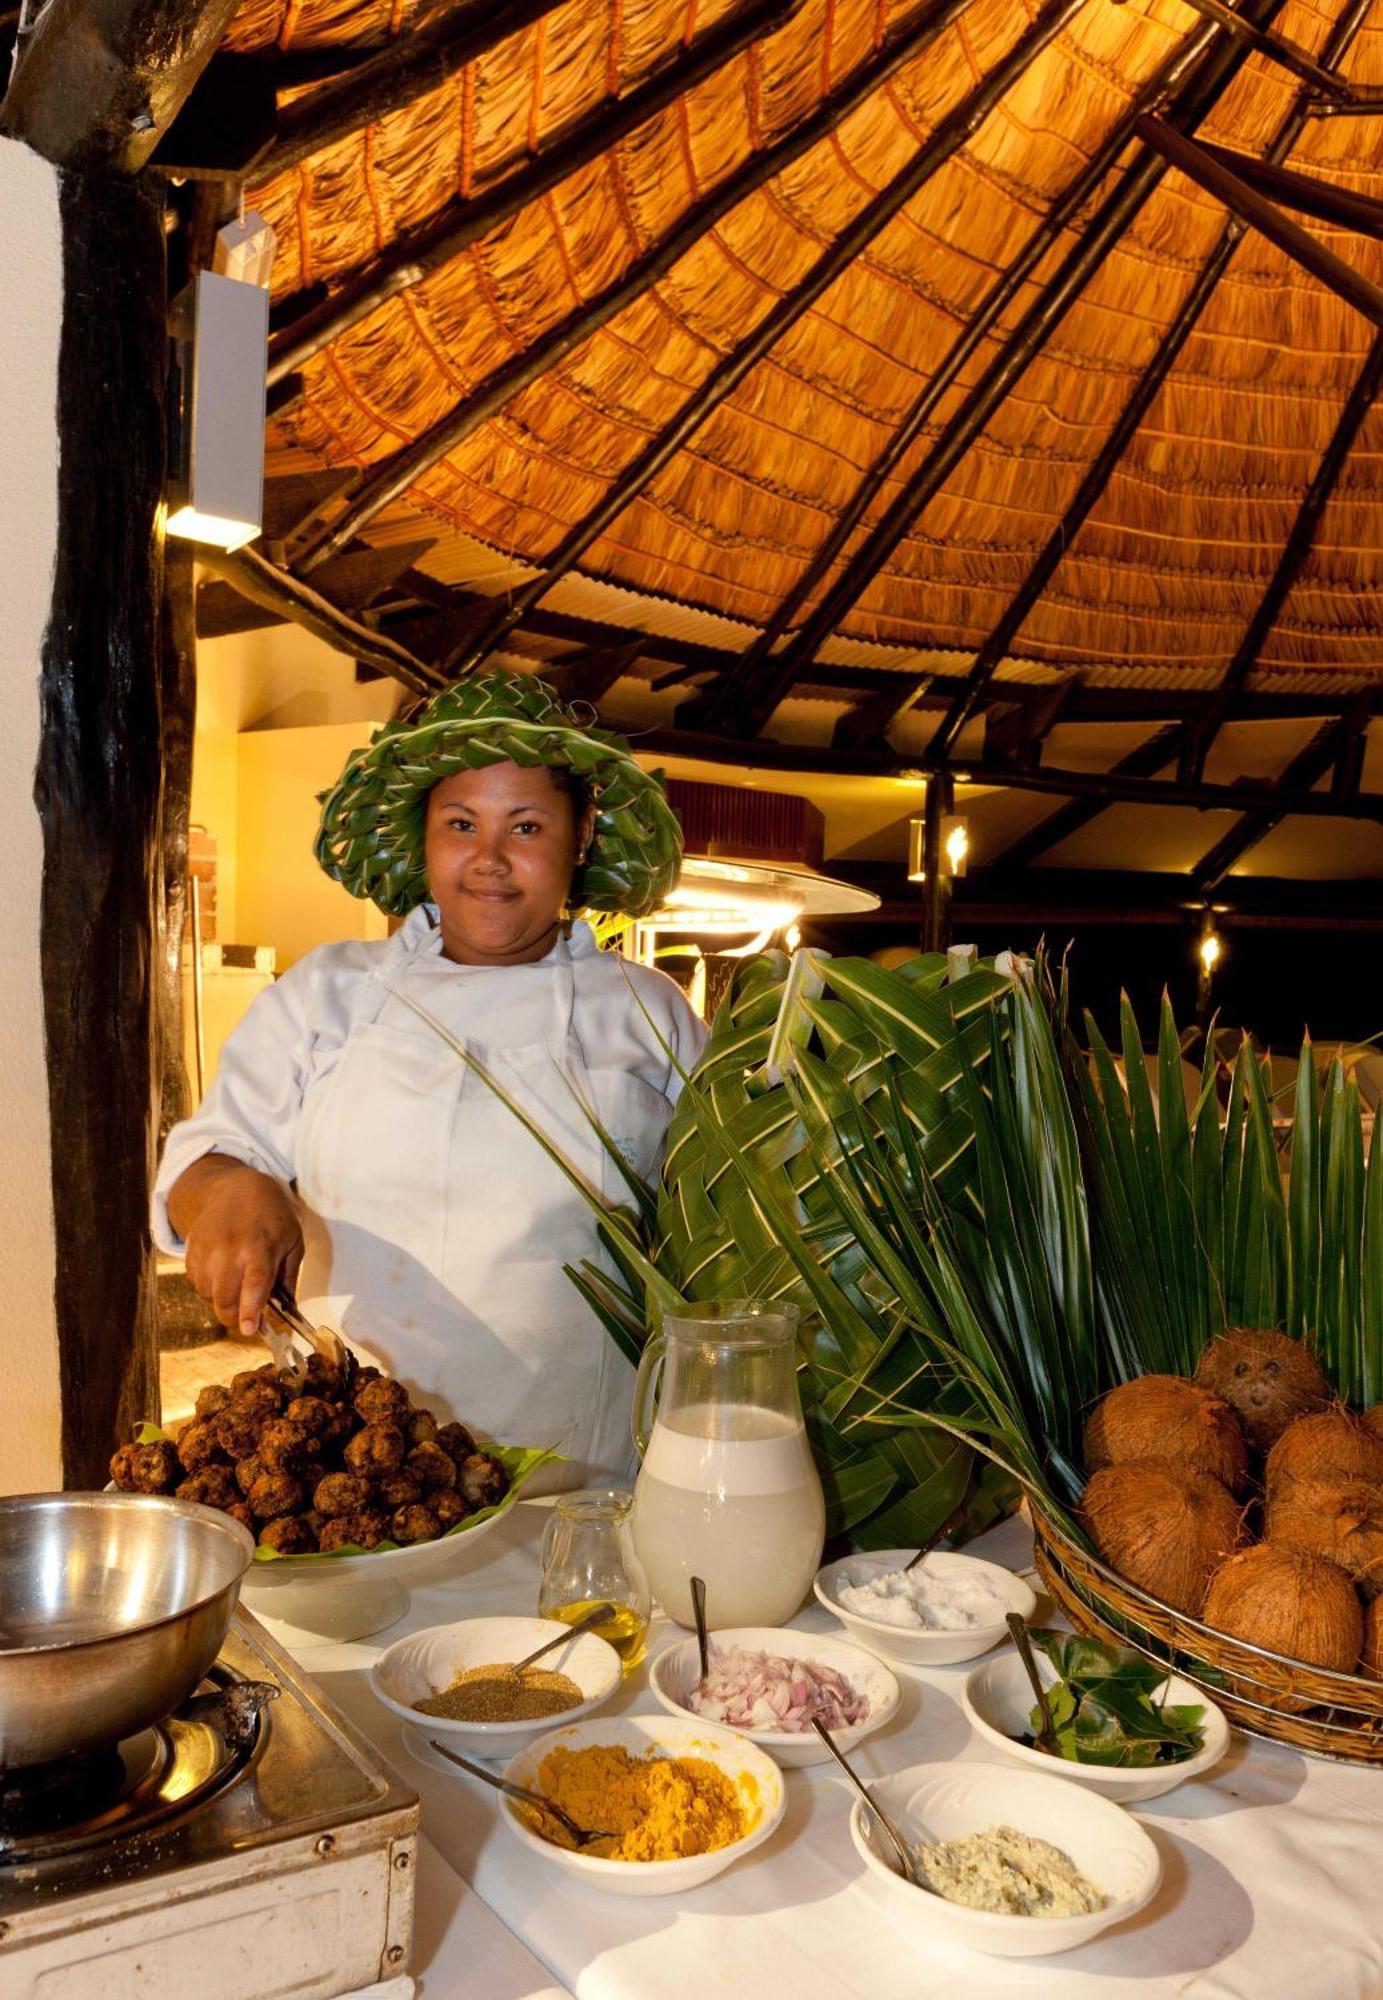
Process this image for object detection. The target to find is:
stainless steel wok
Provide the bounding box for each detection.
[0,1492,255,1769]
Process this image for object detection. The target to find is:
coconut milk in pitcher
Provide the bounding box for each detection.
[631,1301,825,1629]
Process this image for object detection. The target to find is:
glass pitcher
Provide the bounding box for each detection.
[631,1300,824,1630]
[537,1488,651,1673]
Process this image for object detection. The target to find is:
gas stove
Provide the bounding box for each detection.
[1,1608,419,1999]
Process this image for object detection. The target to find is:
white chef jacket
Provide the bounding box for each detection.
[154,909,705,1481]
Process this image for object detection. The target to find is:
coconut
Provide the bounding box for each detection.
[1193,1327,1330,1453]
[1264,1408,1383,1496]
[1363,1599,1383,1681]
[1084,1375,1249,1494]
[1266,1477,1383,1597]
[1363,1405,1383,1443]
[1083,1460,1247,1615]
[1202,1543,1362,1675]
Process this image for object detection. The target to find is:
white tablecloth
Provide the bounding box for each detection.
[287,1505,1383,2000]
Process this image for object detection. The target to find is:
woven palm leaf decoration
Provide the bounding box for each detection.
[315,666,683,918]
[572,947,1021,1547]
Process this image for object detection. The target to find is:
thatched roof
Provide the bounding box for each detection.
[62,0,1383,836]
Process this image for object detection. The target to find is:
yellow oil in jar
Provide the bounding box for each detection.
[545,1599,649,1673]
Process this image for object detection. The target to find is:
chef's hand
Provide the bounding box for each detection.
[168,1156,305,1336]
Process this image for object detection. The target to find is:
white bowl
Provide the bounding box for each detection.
[499,1715,786,1897]
[371,1616,622,1759]
[850,1762,1161,1958]
[814,1549,1037,1667]
[963,1650,1231,1803]
[648,1625,899,1767]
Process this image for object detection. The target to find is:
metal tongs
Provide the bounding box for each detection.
[261,1281,358,1396]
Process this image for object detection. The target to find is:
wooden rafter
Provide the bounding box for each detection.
[267,0,798,385]
[257,0,571,178]
[291,0,983,571]
[920,0,1372,769]
[1134,117,1383,328]
[0,0,241,170]
[200,546,442,693]
[1191,721,1352,891]
[1171,0,1353,98]
[1193,139,1383,238]
[432,0,1085,676]
[694,0,1290,742]
[682,6,1225,737]
[989,726,1186,871]
[1181,326,1383,782]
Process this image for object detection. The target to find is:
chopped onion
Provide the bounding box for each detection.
[685,1645,869,1733]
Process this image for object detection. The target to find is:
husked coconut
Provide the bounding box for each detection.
[1193,1327,1330,1452]
[1266,1477,1383,1597]
[1265,1408,1383,1497]
[1083,1460,1247,1615]
[1203,1543,1363,1675]
[1363,1599,1383,1681]
[1084,1375,1249,1494]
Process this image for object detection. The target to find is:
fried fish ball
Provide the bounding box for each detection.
[224,1501,255,1534]
[458,1452,508,1511]
[343,1421,406,1475]
[256,1417,314,1473]
[353,1377,411,1427]
[176,1465,240,1510]
[174,1418,226,1475]
[431,1490,468,1530]
[229,1375,283,1418]
[313,1470,374,1519]
[300,1353,344,1399]
[284,1394,350,1444]
[434,1422,476,1465]
[194,1383,232,1420]
[247,1470,305,1521]
[390,1502,440,1545]
[406,1441,457,1492]
[258,1515,316,1555]
[319,1508,388,1553]
[109,1440,180,1494]
[376,1471,423,1510]
[406,1408,439,1446]
[214,1403,267,1461]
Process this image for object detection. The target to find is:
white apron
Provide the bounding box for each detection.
[290,925,659,1483]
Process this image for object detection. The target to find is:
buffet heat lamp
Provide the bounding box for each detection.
[629,857,879,1013]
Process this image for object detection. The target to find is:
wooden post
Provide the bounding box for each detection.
[36,170,167,1482]
[158,543,197,1141]
[921,771,954,956]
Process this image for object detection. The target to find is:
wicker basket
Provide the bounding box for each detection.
[1032,1507,1383,1764]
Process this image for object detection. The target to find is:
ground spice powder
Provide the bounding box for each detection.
[413,1662,584,1722]
[524,1744,754,1861]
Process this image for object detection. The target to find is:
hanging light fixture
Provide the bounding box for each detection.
[166,215,274,552]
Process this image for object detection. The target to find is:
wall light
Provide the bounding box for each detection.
[908,813,970,881]
[907,815,926,883]
[943,816,969,877]
[1199,928,1223,974]
[167,218,273,551]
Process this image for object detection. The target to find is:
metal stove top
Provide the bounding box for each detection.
[0,1607,417,1916]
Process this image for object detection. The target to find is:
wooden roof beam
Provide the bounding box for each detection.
[988,725,1186,870]
[0,0,241,171]
[1193,139,1383,238]
[683,5,1227,738]
[199,546,443,694]
[695,0,1290,742]
[433,0,1084,676]
[1134,117,1383,328]
[921,0,1372,767]
[267,0,799,384]
[1170,0,1354,98]
[1180,326,1383,783]
[258,0,573,179]
[290,0,990,571]
[1192,720,1351,891]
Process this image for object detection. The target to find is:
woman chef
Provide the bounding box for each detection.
[155,668,705,1481]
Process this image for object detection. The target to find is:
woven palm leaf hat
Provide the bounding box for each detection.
[315,665,684,919]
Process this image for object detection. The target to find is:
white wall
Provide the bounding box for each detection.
[0,138,63,1492]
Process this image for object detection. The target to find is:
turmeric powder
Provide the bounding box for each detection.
[522,1743,756,1861]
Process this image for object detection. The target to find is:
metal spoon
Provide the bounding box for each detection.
[809,1718,933,1893]
[903,1495,972,1573]
[690,1574,711,1689]
[1006,1611,1060,1757]
[427,1740,616,1848]
[514,1602,615,1671]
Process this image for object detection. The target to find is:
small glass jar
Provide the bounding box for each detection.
[537,1488,651,1674]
